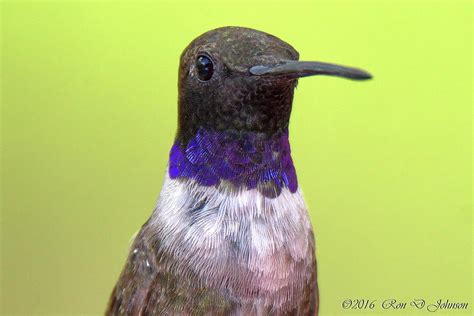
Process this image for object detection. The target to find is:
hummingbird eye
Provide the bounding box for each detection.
[196,55,214,81]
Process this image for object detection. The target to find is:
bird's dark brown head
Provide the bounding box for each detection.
[177,27,296,142]
[176,26,371,142]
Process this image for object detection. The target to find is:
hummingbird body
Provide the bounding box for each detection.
[108,174,316,315]
[108,26,370,315]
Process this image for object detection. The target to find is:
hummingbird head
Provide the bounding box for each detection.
[177,26,371,142]
[170,26,371,196]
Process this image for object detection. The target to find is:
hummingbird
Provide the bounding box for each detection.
[107,26,371,316]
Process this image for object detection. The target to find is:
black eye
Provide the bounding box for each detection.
[196,55,214,81]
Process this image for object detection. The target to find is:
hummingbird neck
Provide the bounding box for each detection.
[168,128,297,197]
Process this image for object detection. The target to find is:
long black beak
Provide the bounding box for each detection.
[249,60,372,80]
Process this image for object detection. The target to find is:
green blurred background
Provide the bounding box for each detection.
[1,0,472,315]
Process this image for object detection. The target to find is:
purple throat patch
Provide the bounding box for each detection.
[168,128,298,192]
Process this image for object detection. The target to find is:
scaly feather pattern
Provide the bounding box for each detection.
[169,128,298,194]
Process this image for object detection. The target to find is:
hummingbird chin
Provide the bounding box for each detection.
[107,26,371,315]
